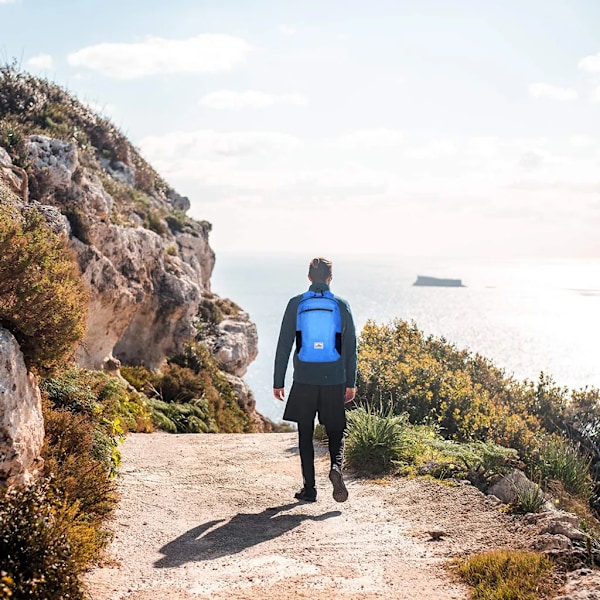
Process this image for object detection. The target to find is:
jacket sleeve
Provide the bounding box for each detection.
[273,299,296,389]
[343,302,357,388]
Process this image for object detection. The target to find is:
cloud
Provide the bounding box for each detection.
[569,135,596,148]
[0,0,16,4]
[578,52,600,73]
[406,140,457,160]
[199,90,308,110]
[68,34,251,79]
[277,24,296,36]
[528,82,578,101]
[138,130,301,162]
[26,54,53,70]
[517,150,545,171]
[592,85,600,103]
[333,129,404,150]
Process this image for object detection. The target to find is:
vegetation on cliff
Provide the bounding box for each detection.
[0,199,88,373]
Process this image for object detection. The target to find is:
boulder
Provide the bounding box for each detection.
[0,328,44,486]
[487,469,540,504]
[213,314,259,378]
[536,511,586,541]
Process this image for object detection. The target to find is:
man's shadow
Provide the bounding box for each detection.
[154,502,341,568]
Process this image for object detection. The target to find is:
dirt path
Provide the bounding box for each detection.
[86,433,525,600]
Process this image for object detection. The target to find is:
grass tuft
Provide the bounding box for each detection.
[345,405,417,474]
[455,549,559,600]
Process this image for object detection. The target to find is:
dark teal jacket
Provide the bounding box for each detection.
[273,282,357,389]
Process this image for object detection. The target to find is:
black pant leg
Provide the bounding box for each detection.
[297,420,315,489]
[326,427,345,469]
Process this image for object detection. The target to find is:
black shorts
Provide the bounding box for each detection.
[283,382,346,430]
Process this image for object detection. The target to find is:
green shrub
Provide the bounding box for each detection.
[120,365,153,393]
[314,423,327,441]
[122,345,256,434]
[455,550,558,600]
[345,406,416,474]
[0,202,88,372]
[533,436,593,499]
[0,479,88,600]
[43,368,153,435]
[146,209,167,235]
[167,343,256,433]
[356,320,599,509]
[511,481,546,514]
[145,397,218,433]
[425,439,519,487]
[0,118,28,168]
[42,401,118,520]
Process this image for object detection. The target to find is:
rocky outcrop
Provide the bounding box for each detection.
[553,568,600,600]
[17,134,217,371]
[214,314,259,378]
[211,311,270,431]
[0,328,44,486]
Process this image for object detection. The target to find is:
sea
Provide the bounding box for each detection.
[211,253,600,424]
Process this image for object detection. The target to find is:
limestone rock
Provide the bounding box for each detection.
[167,188,191,212]
[487,469,540,504]
[3,131,264,426]
[537,513,586,541]
[214,314,259,377]
[0,328,44,486]
[553,568,600,600]
[16,134,217,371]
[26,135,78,192]
[533,533,573,552]
[99,157,135,187]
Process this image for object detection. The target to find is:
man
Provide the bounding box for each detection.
[273,257,357,503]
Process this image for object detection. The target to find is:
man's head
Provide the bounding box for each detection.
[308,257,333,284]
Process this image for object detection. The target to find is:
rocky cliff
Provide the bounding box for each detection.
[0,69,267,443]
[0,328,44,486]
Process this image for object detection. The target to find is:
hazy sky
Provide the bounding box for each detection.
[1,0,600,257]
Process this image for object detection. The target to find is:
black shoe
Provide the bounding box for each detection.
[329,465,348,503]
[294,487,317,502]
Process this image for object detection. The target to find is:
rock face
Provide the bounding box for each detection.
[20,134,216,371]
[0,328,44,486]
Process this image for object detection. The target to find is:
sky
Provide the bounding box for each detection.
[1,0,600,258]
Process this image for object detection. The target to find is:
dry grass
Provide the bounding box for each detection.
[454,549,562,600]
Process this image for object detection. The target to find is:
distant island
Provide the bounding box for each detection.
[413,275,464,287]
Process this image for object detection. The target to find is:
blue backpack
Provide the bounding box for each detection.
[295,290,342,363]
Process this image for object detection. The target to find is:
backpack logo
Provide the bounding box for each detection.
[296,291,342,363]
